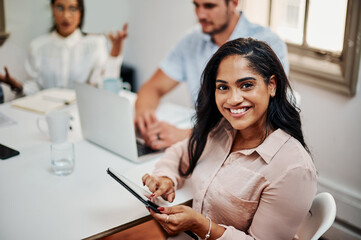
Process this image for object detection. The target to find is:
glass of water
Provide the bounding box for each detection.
[51,142,75,176]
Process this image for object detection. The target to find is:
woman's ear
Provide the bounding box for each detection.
[269,75,277,97]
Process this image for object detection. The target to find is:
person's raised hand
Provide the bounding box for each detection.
[108,22,128,57]
[142,173,175,202]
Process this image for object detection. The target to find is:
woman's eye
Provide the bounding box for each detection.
[216,85,228,91]
[241,82,254,89]
[55,5,64,12]
[69,6,79,12]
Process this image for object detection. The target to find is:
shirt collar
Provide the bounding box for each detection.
[51,28,82,47]
[215,119,291,164]
[239,129,291,164]
[229,11,249,40]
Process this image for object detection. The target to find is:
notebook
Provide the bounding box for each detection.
[11,88,76,114]
[75,83,161,162]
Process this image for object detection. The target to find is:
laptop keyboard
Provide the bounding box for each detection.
[136,141,158,156]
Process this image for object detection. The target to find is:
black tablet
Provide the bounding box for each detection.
[107,168,160,213]
[106,168,198,239]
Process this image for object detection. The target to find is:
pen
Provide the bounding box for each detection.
[43,95,70,105]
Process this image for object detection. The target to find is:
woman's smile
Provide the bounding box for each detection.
[215,55,275,133]
[226,106,251,116]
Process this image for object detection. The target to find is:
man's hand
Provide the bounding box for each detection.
[144,121,191,150]
[135,108,191,150]
[134,108,158,138]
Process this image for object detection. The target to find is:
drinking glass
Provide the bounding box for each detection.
[51,142,75,176]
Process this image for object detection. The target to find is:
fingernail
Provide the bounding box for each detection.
[157,207,165,211]
[150,194,155,198]
[142,181,145,186]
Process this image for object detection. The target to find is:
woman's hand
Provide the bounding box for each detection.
[142,173,175,202]
[108,22,128,57]
[0,67,23,93]
[150,205,211,238]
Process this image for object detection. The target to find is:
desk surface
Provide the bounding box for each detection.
[0,96,194,240]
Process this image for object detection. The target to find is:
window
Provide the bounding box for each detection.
[0,0,10,46]
[239,0,361,96]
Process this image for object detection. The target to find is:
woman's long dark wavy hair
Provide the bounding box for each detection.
[50,0,85,32]
[179,37,309,177]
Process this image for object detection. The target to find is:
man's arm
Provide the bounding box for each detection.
[135,68,179,132]
[135,69,192,149]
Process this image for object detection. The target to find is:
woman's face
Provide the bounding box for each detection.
[52,0,81,37]
[215,55,276,134]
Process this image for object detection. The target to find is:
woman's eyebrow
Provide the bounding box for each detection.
[215,79,227,83]
[216,77,256,84]
[236,77,256,83]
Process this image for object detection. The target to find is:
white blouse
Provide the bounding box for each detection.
[23,29,122,95]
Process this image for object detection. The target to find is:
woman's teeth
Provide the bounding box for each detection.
[230,108,247,114]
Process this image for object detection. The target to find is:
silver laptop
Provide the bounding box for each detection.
[75,83,162,162]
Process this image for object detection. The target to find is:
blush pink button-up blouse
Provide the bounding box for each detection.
[153,119,317,240]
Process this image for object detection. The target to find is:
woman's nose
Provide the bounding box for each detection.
[64,10,71,18]
[227,89,244,105]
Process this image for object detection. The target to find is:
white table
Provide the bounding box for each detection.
[0,98,194,240]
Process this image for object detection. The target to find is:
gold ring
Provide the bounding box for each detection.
[165,215,169,223]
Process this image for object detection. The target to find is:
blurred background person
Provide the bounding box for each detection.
[0,0,127,99]
[135,0,288,150]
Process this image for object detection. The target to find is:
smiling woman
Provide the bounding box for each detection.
[215,56,276,150]
[141,38,317,240]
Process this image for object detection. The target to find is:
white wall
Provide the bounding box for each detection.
[0,1,51,81]
[1,0,360,238]
[294,71,361,239]
[124,0,196,107]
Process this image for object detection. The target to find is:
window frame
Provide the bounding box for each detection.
[287,0,361,96]
[0,0,10,47]
[241,0,361,96]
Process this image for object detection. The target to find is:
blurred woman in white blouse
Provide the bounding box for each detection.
[0,0,127,97]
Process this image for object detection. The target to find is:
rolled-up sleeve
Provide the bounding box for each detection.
[152,139,190,189]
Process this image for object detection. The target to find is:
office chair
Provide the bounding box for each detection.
[296,192,337,240]
[120,63,135,92]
